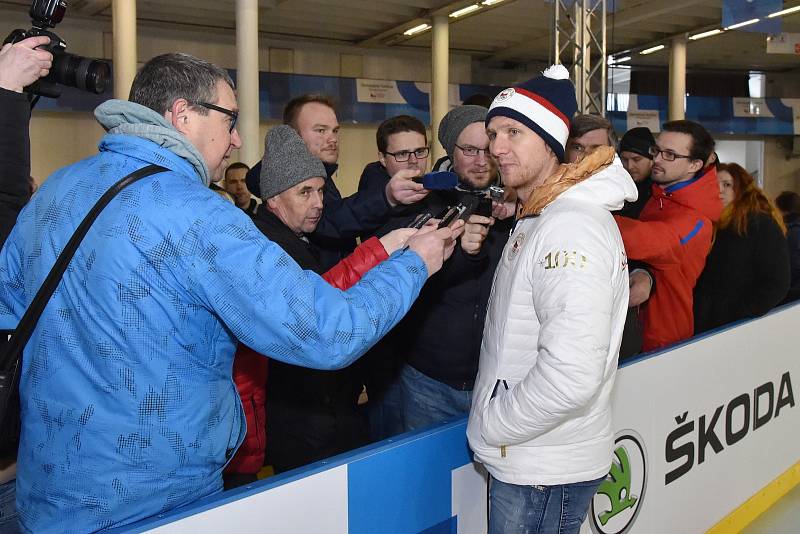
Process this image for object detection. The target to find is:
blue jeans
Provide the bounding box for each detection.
[367,378,405,441]
[489,476,604,534]
[0,479,19,534]
[400,364,472,432]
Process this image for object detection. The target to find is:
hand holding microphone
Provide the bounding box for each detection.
[461,214,493,255]
[385,168,429,207]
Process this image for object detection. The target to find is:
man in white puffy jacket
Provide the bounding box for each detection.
[466,66,637,534]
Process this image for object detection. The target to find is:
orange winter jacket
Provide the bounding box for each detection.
[615,166,722,351]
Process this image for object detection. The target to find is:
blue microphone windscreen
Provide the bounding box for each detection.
[421,171,459,190]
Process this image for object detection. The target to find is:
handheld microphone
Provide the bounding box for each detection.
[413,171,459,190]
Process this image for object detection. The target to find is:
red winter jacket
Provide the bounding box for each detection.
[615,167,722,352]
[225,237,389,475]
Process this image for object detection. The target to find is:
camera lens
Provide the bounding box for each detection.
[49,51,110,94]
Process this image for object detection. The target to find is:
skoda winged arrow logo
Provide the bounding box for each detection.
[590,431,647,534]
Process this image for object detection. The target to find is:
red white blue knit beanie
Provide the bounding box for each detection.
[486,65,577,162]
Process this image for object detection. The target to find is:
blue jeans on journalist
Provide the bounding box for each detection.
[400,364,472,431]
[488,475,604,534]
[0,479,19,534]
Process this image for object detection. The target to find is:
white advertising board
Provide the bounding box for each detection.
[130,305,800,534]
[584,305,800,533]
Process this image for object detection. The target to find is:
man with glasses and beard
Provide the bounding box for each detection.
[615,120,722,351]
[387,105,514,431]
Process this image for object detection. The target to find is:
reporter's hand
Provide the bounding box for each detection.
[491,199,516,220]
[385,168,429,207]
[629,269,653,307]
[406,220,464,277]
[0,36,53,93]
[378,228,417,255]
[460,214,493,255]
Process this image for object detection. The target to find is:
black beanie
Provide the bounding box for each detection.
[619,127,655,159]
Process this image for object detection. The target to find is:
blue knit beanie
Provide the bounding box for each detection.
[486,65,577,162]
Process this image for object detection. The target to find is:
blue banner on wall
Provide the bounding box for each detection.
[31,66,800,137]
[33,64,502,126]
[722,0,782,33]
[608,94,797,136]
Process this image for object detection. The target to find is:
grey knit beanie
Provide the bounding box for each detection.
[437,105,488,159]
[260,125,326,199]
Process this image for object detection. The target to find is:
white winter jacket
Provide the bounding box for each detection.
[467,153,637,486]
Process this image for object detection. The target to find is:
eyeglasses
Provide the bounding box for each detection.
[192,101,238,133]
[455,144,491,157]
[384,147,430,162]
[649,146,693,162]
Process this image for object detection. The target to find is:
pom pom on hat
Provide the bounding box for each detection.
[486,64,577,162]
[542,64,570,80]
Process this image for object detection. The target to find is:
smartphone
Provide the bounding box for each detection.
[408,212,433,229]
[475,197,493,218]
[437,203,468,228]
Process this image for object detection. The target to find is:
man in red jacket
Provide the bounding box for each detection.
[615,120,722,351]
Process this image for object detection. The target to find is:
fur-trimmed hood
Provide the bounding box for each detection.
[520,146,637,217]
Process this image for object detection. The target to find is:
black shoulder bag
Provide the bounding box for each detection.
[0,164,166,454]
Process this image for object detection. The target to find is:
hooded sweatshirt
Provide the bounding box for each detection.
[468,147,637,485]
[615,166,722,351]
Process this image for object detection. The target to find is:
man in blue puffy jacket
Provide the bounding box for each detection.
[0,52,458,533]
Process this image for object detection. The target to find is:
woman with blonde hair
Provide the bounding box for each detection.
[694,162,790,333]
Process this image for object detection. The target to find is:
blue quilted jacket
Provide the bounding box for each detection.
[0,119,426,532]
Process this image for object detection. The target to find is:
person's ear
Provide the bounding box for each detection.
[378,152,387,168]
[165,99,191,134]
[688,158,704,174]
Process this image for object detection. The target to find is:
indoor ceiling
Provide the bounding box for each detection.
[2,0,800,72]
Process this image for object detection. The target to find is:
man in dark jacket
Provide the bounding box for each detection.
[223,161,259,215]
[0,34,52,530]
[618,126,655,219]
[776,191,800,303]
[256,124,367,472]
[358,114,430,238]
[355,114,431,439]
[0,35,52,246]
[392,105,512,431]
[285,95,429,270]
[252,125,423,473]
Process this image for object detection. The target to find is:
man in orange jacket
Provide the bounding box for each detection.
[615,120,722,352]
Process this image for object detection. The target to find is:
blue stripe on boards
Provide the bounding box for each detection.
[347,420,472,534]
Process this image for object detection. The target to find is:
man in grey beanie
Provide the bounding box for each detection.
[226,124,454,480]
[381,105,514,433]
[259,124,328,234]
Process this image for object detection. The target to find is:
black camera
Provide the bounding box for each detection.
[4,0,111,99]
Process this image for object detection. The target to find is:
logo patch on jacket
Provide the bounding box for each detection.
[507,232,526,261]
[540,250,588,270]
